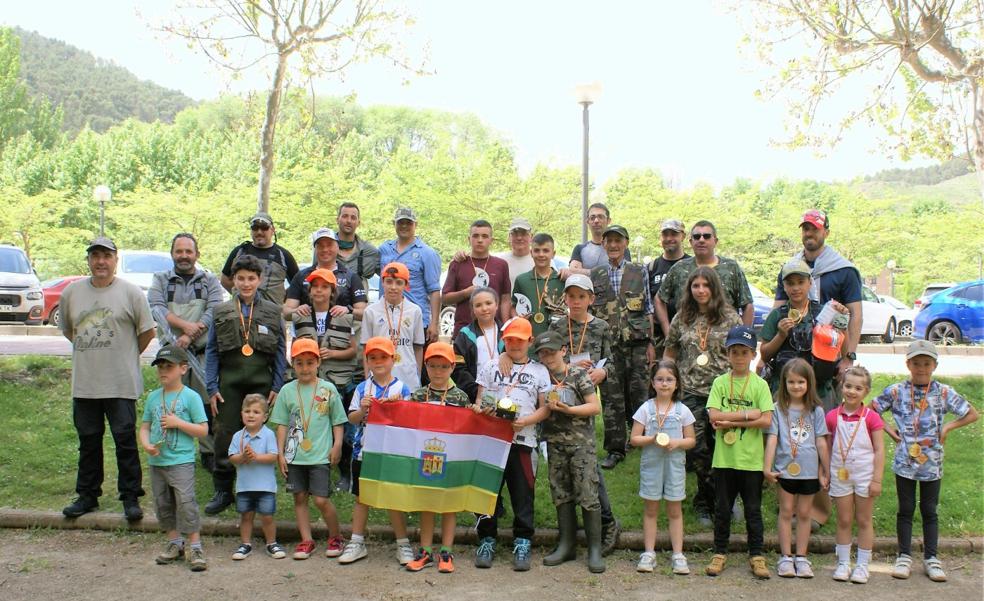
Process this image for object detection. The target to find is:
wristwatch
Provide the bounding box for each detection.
[846,352,857,361]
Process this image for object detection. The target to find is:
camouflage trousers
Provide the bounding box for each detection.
[681,394,715,515]
[546,442,601,511]
[600,342,650,456]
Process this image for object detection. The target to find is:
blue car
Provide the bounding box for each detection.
[914,280,984,345]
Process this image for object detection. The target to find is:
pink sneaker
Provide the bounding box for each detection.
[325,535,344,558]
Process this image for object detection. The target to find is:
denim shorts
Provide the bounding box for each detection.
[236,491,276,515]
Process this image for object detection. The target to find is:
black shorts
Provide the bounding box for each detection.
[349,458,362,497]
[286,464,333,497]
[778,478,821,496]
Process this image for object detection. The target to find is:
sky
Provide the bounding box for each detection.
[2,0,932,189]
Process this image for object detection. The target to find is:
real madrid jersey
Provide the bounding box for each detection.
[361,297,425,389]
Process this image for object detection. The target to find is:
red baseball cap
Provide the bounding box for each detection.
[800,209,828,230]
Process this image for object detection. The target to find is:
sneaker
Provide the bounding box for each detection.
[188,547,207,572]
[671,553,690,575]
[265,543,287,559]
[293,540,316,560]
[396,541,415,565]
[155,542,184,565]
[437,550,455,573]
[62,496,98,518]
[325,535,344,558]
[832,561,851,581]
[512,538,532,572]
[749,555,771,579]
[406,549,434,572]
[338,540,368,564]
[601,518,621,557]
[123,498,144,522]
[794,556,814,578]
[637,551,657,573]
[924,557,947,582]
[705,554,727,576]
[777,555,795,578]
[850,564,869,584]
[475,537,496,569]
[232,543,252,560]
[892,554,912,579]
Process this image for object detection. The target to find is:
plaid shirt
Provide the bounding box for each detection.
[607,257,654,315]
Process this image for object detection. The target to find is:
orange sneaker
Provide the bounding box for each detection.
[438,550,455,573]
[406,549,433,572]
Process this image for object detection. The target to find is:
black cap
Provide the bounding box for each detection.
[725,325,757,349]
[532,330,565,354]
[152,344,190,366]
[602,225,629,239]
[86,236,117,253]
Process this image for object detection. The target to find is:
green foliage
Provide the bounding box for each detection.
[0,28,64,151]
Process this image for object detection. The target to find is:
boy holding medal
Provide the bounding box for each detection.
[139,345,210,571]
[872,340,978,582]
[362,262,425,389]
[269,338,347,560]
[512,233,564,338]
[705,326,773,579]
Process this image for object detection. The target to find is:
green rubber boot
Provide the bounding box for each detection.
[543,503,577,566]
[583,508,606,573]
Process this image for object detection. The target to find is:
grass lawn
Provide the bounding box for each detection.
[1,356,981,538]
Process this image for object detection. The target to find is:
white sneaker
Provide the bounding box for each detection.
[671,553,690,575]
[892,554,912,579]
[636,551,657,573]
[794,556,814,578]
[850,564,869,584]
[338,541,368,564]
[777,555,795,578]
[924,557,947,582]
[832,561,851,581]
[396,541,415,565]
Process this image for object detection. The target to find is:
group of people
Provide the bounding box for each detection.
[56,203,977,582]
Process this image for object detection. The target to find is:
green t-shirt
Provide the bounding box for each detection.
[269,378,347,465]
[706,371,773,471]
[512,268,565,338]
[141,386,208,467]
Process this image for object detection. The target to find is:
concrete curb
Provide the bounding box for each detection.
[2,508,980,555]
[862,342,984,356]
[0,325,60,336]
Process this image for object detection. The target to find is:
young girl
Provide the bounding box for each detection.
[630,360,696,575]
[451,287,503,402]
[825,366,885,584]
[764,359,830,578]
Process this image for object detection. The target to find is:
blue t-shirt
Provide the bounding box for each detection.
[142,386,208,467]
[347,376,412,460]
[775,263,862,305]
[378,237,441,326]
[229,426,279,493]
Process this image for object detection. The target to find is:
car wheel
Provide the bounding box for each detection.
[927,321,961,346]
[439,307,456,339]
[881,318,896,343]
[50,306,61,328]
[898,321,913,338]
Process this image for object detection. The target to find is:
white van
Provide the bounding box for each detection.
[0,244,44,324]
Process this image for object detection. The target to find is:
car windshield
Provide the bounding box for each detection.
[0,248,32,274]
[122,254,172,273]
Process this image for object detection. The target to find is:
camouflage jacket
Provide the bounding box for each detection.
[657,256,753,315]
[665,309,741,397]
[589,262,651,344]
[548,315,615,380]
[410,384,471,407]
[541,364,597,446]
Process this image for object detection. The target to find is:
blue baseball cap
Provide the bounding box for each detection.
[725,325,757,349]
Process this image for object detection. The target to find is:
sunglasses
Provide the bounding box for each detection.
[691,233,713,241]
[251,224,271,231]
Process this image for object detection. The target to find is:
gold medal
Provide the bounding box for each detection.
[723,430,737,445]
[300,438,312,452]
[908,442,922,458]
[787,462,801,477]
[695,353,709,366]
[916,453,928,464]
[837,467,850,481]
[788,308,801,323]
[393,352,402,364]
[241,343,253,356]
[533,312,545,324]
[655,432,670,447]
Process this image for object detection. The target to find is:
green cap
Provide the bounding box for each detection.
[781,259,812,280]
[602,224,629,239]
[532,330,565,353]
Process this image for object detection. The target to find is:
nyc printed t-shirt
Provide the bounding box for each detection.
[476,359,550,447]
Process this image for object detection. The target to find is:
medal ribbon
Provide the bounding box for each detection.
[549,363,570,387]
[385,301,405,348]
[296,383,317,440]
[652,398,672,431]
[158,386,183,447]
[480,326,497,362]
[695,320,710,352]
[909,382,930,447]
[428,385,451,405]
[469,256,489,280]
[727,374,750,411]
[238,299,254,346]
[533,268,554,313]
[567,315,589,357]
[837,406,867,466]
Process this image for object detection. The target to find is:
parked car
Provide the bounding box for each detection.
[860,285,900,343]
[914,282,956,311]
[116,250,175,292]
[40,276,86,327]
[914,279,984,345]
[748,283,774,332]
[0,244,44,324]
[878,295,917,338]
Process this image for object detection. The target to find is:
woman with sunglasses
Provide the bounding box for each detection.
[220,211,300,307]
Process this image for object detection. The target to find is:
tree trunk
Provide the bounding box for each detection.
[257,55,289,214]
[974,79,984,206]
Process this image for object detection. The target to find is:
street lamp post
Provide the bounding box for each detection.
[886,259,897,298]
[575,82,602,244]
[93,185,112,237]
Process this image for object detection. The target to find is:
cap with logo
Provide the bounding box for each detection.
[660,219,685,233]
[290,338,321,359]
[86,236,117,253]
[812,324,845,362]
[250,212,273,226]
[381,262,411,290]
[725,325,757,349]
[602,224,629,240]
[305,268,337,286]
[800,209,828,230]
[424,342,456,365]
[906,339,938,361]
[501,317,533,340]
[532,330,564,353]
[509,217,532,232]
[311,227,338,245]
[152,344,189,366]
[393,207,418,223]
[781,259,812,280]
[564,274,594,292]
[364,336,396,357]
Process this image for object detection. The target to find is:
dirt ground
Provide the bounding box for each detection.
[1,528,981,601]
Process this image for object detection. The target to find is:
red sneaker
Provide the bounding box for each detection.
[293,540,316,560]
[325,535,344,558]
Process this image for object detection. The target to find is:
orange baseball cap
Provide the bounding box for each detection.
[501,317,533,340]
[364,336,396,357]
[290,338,321,359]
[424,342,456,365]
[305,268,337,286]
[811,324,845,362]
[381,262,411,290]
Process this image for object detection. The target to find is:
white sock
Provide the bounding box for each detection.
[857,548,871,567]
[396,537,410,546]
[351,534,365,544]
[835,543,852,564]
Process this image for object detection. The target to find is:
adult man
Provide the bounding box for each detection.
[147,233,224,471]
[220,211,299,306]
[378,207,442,342]
[60,237,156,520]
[442,220,511,337]
[284,227,367,320]
[495,217,534,288]
[335,202,380,281]
[647,219,689,357]
[565,203,631,276]
[655,220,754,336]
[589,225,656,469]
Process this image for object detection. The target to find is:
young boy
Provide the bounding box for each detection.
[512,233,564,338]
[704,326,774,579]
[473,317,551,571]
[872,340,978,582]
[404,342,471,574]
[339,336,415,566]
[228,394,286,560]
[534,330,605,573]
[362,262,425,389]
[269,338,347,560]
[292,268,357,394]
[139,345,210,571]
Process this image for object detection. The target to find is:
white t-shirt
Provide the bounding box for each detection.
[361,297,425,389]
[314,311,328,337]
[496,251,534,288]
[475,324,499,374]
[477,359,550,447]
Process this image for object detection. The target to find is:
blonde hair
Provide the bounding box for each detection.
[241,393,268,413]
[840,365,872,391]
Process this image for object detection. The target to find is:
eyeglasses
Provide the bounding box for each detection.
[691,233,713,241]
[586,215,607,222]
[251,224,271,231]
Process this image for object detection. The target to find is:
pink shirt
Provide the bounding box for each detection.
[825,404,884,444]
